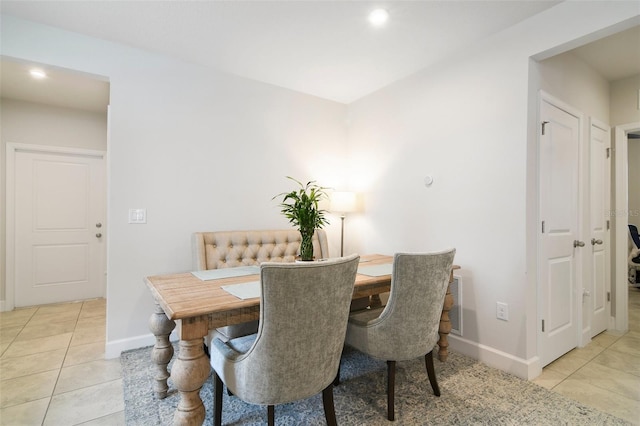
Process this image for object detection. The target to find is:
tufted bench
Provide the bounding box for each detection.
[193,229,329,270]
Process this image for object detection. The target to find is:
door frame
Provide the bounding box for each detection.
[5,143,107,311]
[613,122,640,332]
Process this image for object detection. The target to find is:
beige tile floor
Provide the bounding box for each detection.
[534,285,640,425]
[0,289,638,425]
[0,298,125,425]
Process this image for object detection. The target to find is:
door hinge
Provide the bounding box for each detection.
[541,220,545,233]
[542,319,545,332]
[541,121,549,135]
[607,220,610,230]
[607,292,611,302]
[606,147,611,158]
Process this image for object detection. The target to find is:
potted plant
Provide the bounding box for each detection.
[274,176,330,261]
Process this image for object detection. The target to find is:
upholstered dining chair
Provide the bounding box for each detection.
[209,254,360,426]
[342,249,456,421]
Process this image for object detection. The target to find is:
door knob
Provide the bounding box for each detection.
[96,223,102,228]
[96,233,102,238]
[591,238,603,245]
[573,240,585,248]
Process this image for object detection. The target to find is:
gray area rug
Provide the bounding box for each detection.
[121,345,631,425]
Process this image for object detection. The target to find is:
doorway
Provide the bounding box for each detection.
[1,58,110,311]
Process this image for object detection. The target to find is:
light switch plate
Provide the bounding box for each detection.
[496,302,509,321]
[128,208,147,224]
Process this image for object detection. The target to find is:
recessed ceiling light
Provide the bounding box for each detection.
[29,69,47,79]
[369,8,389,27]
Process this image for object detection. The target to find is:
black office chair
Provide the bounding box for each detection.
[629,224,640,249]
[629,225,640,286]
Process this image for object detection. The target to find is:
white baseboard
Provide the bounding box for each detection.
[105,330,179,359]
[105,334,156,359]
[448,335,542,380]
[0,299,15,312]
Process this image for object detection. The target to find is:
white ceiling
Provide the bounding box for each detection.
[571,25,640,81]
[0,59,110,113]
[1,1,639,112]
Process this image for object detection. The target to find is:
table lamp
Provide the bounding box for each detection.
[331,191,357,256]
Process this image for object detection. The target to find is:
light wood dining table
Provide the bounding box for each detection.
[145,254,459,425]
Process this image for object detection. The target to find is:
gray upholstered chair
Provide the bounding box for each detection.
[342,249,456,421]
[210,254,360,426]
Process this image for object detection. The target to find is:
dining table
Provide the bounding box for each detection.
[145,253,460,425]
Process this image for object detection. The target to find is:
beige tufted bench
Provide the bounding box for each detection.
[193,229,329,270]
[193,229,331,345]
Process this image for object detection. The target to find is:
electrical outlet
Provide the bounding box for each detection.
[496,302,509,321]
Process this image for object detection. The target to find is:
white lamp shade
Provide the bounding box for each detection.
[331,191,357,213]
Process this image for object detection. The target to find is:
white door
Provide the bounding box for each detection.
[13,147,106,307]
[538,95,581,367]
[589,120,611,337]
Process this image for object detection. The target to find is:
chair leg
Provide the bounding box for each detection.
[387,360,396,421]
[213,371,223,426]
[267,405,275,426]
[322,384,338,426]
[425,351,441,396]
[334,349,344,386]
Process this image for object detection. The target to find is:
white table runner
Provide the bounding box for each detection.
[221,281,261,300]
[357,263,393,277]
[191,265,260,281]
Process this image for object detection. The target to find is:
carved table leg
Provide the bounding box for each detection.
[149,302,176,399]
[370,294,382,309]
[437,271,454,362]
[171,317,211,426]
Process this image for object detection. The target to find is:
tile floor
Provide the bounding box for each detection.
[533,285,640,425]
[0,299,124,425]
[0,289,638,425]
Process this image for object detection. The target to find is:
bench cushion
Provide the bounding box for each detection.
[193,229,329,270]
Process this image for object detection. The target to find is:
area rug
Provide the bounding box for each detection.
[121,345,631,425]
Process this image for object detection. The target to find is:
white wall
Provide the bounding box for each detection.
[610,75,640,231]
[610,75,640,127]
[0,98,107,303]
[537,53,610,123]
[346,2,639,378]
[0,98,107,150]
[1,15,348,356]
